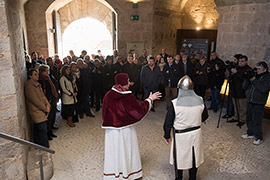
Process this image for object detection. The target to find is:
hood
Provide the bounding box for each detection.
[176,89,203,107]
[110,85,132,100]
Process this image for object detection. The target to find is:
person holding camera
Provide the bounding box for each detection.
[242,61,270,145]
[222,54,242,119]
[228,55,252,127]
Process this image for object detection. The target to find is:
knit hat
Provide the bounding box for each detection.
[115,73,129,86]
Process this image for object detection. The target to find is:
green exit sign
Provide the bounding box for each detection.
[131,15,139,20]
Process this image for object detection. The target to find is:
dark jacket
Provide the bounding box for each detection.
[242,71,270,105]
[178,60,194,79]
[38,75,57,101]
[160,53,169,63]
[102,63,117,92]
[85,61,95,71]
[210,57,225,72]
[193,62,210,86]
[230,65,252,98]
[92,65,104,92]
[209,69,225,90]
[139,55,147,66]
[163,63,181,88]
[141,64,162,90]
[77,68,93,97]
[122,62,140,84]
[49,64,60,81]
[114,61,123,73]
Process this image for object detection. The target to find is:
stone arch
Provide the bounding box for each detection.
[58,0,113,36]
[45,0,118,56]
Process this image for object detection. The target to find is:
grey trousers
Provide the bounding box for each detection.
[246,103,264,140]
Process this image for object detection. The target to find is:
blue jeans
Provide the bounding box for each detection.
[33,121,49,148]
[210,88,220,109]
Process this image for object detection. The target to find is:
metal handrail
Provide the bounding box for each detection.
[0,132,55,154]
[0,132,55,180]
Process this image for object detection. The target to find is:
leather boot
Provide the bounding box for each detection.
[67,117,76,127]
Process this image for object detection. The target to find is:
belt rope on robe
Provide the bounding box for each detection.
[174,126,200,133]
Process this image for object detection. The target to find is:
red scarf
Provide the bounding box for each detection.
[41,75,58,98]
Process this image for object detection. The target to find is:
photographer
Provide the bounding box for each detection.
[228,55,251,127]
[222,54,242,119]
[242,61,270,145]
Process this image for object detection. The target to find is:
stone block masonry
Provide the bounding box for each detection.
[216,2,270,67]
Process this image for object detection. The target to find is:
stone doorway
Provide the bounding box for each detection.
[62,17,113,57]
[23,0,118,58]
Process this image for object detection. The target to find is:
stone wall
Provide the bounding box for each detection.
[24,0,55,58]
[117,1,154,57]
[152,11,181,56]
[181,0,219,30]
[24,0,155,58]
[0,0,29,179]
[58,0,113,36]
[216,2,270,67]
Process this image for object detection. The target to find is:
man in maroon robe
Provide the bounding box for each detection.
[102,73,161,180]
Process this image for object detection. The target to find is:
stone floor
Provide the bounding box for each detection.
[50,100,270,180]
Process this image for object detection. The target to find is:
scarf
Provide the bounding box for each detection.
[41,75,58,98]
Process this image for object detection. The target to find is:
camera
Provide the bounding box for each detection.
[225,60,237,70]
[242,68,257,79]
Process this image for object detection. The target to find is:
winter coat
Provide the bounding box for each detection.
[102,64,117,92]
[140,64,162,91]
[77,68,93,97]
[122,62,140,84]
[242,71,270,105]
[209,69,225,90]
[178,60,194,79]
[163,63,181,88]
[193,62,210,86]
[59,76,77,105]
[25,79,50,123]
[230,65,252,98]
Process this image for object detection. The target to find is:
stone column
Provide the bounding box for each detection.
[0,0,29,179]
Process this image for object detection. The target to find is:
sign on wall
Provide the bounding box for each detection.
[182,39,209,59]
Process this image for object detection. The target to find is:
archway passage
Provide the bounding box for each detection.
[62,17,113,56]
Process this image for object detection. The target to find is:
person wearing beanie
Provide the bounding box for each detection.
[102,73,161,180]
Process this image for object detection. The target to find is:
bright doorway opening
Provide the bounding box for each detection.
[62,17,113,56]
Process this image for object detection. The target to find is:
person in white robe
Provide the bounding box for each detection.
[102,73,161,180]
[163,75,208,180]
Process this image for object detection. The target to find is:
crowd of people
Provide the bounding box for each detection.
[24,47,270,175]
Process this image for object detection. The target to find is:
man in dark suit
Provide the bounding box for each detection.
[160,48,169,64]
[178,53,193,79]
[163,55,181,109]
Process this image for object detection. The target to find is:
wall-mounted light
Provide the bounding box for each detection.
[133,3,138,9]
[196,27,200,31]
